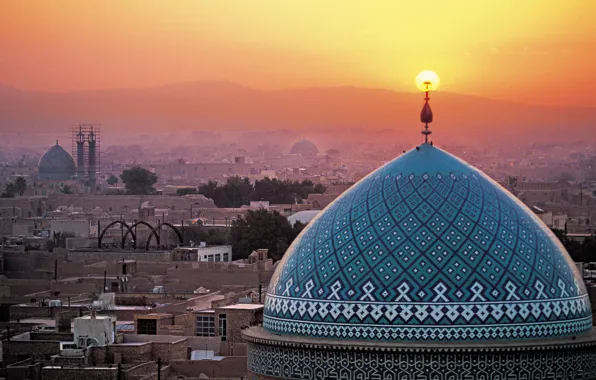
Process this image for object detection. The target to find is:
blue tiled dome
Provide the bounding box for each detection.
[38,143,76,181]
[264,144,591,341]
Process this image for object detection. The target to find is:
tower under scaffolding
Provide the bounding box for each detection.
[71,124,101,191]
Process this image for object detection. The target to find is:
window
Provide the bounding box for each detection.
[196,315,215,337]
[215,254,221,262]
[207,255,214,262]
[137,319,157,335]
[223,253,229,262]
[219,314,227,341]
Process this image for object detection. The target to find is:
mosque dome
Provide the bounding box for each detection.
[290,140,319,156]
[264,143,591,342]
[38,142,76,181]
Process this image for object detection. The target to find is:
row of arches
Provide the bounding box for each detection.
[97,220,183,250]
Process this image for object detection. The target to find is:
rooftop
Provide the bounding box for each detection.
[219,303,264,310]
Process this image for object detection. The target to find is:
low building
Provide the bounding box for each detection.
[172,245,232,262]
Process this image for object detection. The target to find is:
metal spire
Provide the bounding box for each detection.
[420,82,433,144]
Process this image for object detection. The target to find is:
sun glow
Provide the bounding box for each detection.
[416,71,440,92]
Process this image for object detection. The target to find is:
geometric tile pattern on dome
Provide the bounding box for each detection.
[248,342,596,380]
[265,144,592,341]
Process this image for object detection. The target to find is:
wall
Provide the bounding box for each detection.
[67,251,173,263]
[50,219,90,238]
[219,309,262,343]
[47,194,216,213]
[169,357,248,379]
[124,334,221,352]
[6,357,42,380]
[123,361,158,380]
[164,266,263,292]
[30,331,73,341]
[106,342,152,364]
[152,339,188,362]
[10,305,87,321]
[7,337,61,360]
[41,367,118,380]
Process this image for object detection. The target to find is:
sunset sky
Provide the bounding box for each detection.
[1,0,595,106]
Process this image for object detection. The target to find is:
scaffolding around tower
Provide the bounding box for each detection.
[71,124,101,189]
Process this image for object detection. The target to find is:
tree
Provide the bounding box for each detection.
[183,226,229,246]
[107,175,119,185]
[551,228,592,262]
[176,187,199,196]
[198,177,253,208]
[61,185,74,194]
[15,176,27,196]
[230,209,303,261]
[1,182,17,198]
[198,177,325,207]
[120,167,158,195]
[251,178,326,204]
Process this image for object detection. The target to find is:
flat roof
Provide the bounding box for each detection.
[136,313,172,319]
[194,309,215,314]
[218,303,264,310]
[76,315,113,320]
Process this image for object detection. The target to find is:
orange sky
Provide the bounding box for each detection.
[1,0,595,106]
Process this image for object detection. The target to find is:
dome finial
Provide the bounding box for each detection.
[416,71,440,144]
[55,139,59,146]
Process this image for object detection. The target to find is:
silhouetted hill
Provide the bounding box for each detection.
[0,81,593,144]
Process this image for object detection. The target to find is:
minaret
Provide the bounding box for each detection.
[76,125,86,179]
[88,127,97,189]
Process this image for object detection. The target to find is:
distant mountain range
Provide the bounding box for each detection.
[0,81,593,144]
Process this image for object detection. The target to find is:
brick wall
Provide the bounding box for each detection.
[6,357,42,380]
[10,305,86,321]
[30,331,73,341]
[219,342,248,357]
[107,343,153,364]
[41,367,118,380]
[152,339,188,362]
[169,357,248,379]
[7,339,61,360]
[88,345,108,366]
[123,361,158,379]
[173,313,195,336]
[222,309,262,343]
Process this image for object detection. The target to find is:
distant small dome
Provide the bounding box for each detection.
[38,142,76,181]
[287,210,320,226]
[290,140,319,156]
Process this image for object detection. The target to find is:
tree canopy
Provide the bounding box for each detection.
[15,177,27,196]
[61,184,74,194]
[552,228,596,263]
[198,177,253,208]
[197,176,325,208]
[229,209,306,261]
[183,226,229,246]
[107,175,119,185]
[1,182,17,198]
[120,167,158,195]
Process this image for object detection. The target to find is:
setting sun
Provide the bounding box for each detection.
[416,70,440,92]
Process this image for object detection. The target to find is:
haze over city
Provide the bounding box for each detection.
[1,1,595,144]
